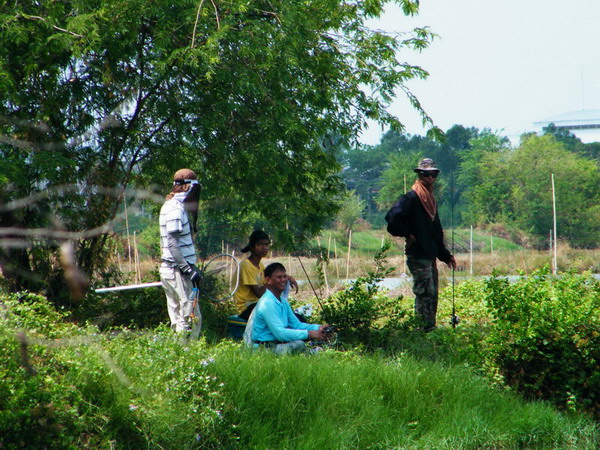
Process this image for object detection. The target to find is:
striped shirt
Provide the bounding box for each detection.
[159,197,196,265]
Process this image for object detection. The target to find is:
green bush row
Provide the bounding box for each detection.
[483,269,600,417]
[319,255,600,418]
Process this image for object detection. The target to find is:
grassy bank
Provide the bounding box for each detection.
[1,292,598,448]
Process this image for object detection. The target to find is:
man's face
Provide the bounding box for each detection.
[418,171,439,188]
[252,239,270,258]
[266,269,288,291]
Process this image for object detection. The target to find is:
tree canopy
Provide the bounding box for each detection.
[340,125,599,249]
[0,0,437,295]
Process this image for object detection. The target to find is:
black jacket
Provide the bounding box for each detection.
[385,190,452,263]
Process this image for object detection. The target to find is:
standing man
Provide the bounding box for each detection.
[385,158,457,332]
[159,168,202,332]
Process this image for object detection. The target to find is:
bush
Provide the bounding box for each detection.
[319,242,413,346]
[483,268,600,417]
[79,271,166,329]
[0,291,236,447]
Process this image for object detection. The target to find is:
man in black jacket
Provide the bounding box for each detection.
[385,158,457,331]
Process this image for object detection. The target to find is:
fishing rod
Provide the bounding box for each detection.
[289,240,325,311]
[450,171,460,328]
[294,253,325,311]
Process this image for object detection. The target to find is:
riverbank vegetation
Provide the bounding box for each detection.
[2,283,598,448]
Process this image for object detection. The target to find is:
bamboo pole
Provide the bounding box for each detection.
[470,225,474,276]
[317,236,329,294]
[229,250,235,289]
[334,238,339,279]
[133,231,140,283]
[551,173,558,275]
[346,230,352,280]
[123,197,132,273]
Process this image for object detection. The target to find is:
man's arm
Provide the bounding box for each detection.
[249,284,267,298]
[167,231,200,282]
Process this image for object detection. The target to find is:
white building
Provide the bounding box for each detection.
[534,109,600,143]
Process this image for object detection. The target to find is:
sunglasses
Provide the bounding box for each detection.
[419,171,439,178]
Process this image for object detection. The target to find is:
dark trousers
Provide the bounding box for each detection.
[407,257,439,329]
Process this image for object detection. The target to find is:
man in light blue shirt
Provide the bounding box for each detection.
[251,262,331,354]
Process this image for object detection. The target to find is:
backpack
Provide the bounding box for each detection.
[384,196,410,237]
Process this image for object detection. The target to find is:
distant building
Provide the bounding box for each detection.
[534,109,600,143]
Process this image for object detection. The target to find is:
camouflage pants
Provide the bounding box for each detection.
[407,257,439,330]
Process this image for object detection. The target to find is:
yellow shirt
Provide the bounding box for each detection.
[234,259,265,314]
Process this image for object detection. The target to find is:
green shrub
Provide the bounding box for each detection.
[483,268,600,417]
[319,242,413,346]
[0,291,236,447]
[79,273,166,330]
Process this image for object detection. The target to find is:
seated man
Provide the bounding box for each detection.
[250,262,330,354]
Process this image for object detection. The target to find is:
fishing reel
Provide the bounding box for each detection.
[323,325,337,334]
[449,314,461,326]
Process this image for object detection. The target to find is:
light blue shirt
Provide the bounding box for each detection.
[252,288,320,342]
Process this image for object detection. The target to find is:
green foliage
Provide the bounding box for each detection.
[319,241,412,344]
[335,189,366,234]
[1,0,437,299]
[211,346,596,449]
[1,287,599,447]
[0,291,236,447]
[483,269,600,416]
[457,133,600,248]
[509,135,600,247]
[377,151,422,207]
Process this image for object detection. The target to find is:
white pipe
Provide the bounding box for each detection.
[95,281,162,293]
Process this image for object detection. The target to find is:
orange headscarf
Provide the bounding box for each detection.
[412,178,437,222]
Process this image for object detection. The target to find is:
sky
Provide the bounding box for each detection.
[360,0,600,145]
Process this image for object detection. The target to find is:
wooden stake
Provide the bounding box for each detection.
[346,230,352,280]
[551,173,558,275]
[133,231,140,283]
[124,197,132,273]
[317,236,329,294]
[334,238,339,279]
[470,225,473,276]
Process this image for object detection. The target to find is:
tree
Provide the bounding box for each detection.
[460,133,599,247]
[457,131,512,226]
[335,189,366,236]
[508,135,600,247]
[0,0,438,299]
[375,151,418,208]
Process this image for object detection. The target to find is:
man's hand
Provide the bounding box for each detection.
[182,265,202,287]
[308,324,333,341]
[446,256,457,270]
[288,275,299,294]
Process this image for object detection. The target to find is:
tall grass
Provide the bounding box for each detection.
[210,348,597,449]
[1,292,598,448]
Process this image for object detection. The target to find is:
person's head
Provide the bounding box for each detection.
[167,168,200,230]
[242,230,270,257]
[414,158,440,187]
[264,262,287,292]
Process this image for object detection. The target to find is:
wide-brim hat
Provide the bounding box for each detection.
[414,158,440,173]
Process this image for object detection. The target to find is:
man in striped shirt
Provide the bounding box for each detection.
[159,168,201,332]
